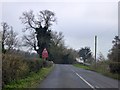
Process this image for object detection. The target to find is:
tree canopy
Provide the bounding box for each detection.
[108,36,120,62]
[78,47,92,63]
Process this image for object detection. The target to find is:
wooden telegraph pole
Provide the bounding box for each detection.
[95,35,97,65]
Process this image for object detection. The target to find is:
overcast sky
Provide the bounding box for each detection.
[0,0,119,58]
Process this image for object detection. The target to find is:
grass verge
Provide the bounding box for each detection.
[73,63,119,80]
[3,65,54,89]
[73,63,91,70]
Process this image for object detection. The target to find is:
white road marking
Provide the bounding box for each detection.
[71,69,75,73]
[75,73,95,89]
[95,86,100,88]
[71,69,97,89]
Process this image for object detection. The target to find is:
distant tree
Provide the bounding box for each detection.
[20,10,56,57]
[51,31,64,46]
[112,36,120,47]
[85,56,95,64]
[11,49,39,59]
[108,36,120,62]
[78,47,92,63]
[49,31,65,63]
[98,52,105,62]
[49,31,76,64]
[1,22,9,53]
[107,36,120,73]
[64,48,78,64]
[5,27,18,51]
[1,22,18,53]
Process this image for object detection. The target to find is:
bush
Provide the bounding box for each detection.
[109,62,120,73]
[2,54,53,85]
[2,53,53,87]
[27,59,42,73]
[45,60,53,67]
[2,54,30,85]
[27,59,53,72]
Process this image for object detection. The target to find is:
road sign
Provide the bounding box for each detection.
[42,48,48,59]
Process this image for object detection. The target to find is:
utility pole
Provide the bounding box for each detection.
[95,35,97,65]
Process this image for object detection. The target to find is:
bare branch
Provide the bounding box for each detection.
[20,10,36,30]
[39,10,56,28]
[1,22,19,52]
[51,31,64,46]
[22,31,37,51]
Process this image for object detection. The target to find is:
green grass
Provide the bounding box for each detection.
[102,71,119,80]
[73,63,90,70]
[3,65,54,89]
[73,63,120,80]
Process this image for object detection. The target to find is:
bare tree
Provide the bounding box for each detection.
[1,22,9,53]
[1,22,18,53]
[22,31,37,51]
[20,10,56,57]
[5,27,18,51]
[20,10,56,30]
[51,31,64,46]
[98,52,105,62]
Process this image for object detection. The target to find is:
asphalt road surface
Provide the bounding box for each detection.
[38,64,119,89]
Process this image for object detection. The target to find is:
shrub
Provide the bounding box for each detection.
[2,54,30,85]
[2,54,53,87]
[44,60,53,67]
[27,59,43,73]
[109,62,120,73]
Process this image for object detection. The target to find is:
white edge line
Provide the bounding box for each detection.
[71,69,100,89]
[75,72,95,89]
[95,86,100,88]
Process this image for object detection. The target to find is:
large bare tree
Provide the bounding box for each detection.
[20,10,56,57]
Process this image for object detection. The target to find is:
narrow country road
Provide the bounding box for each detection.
[38,64,119,89]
